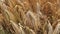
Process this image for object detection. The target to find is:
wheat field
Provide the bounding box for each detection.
[0,0,60,34]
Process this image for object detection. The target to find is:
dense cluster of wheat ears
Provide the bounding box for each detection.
[0,0,60,34]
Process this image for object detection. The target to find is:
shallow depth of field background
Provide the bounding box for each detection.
[0,0,60,34]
